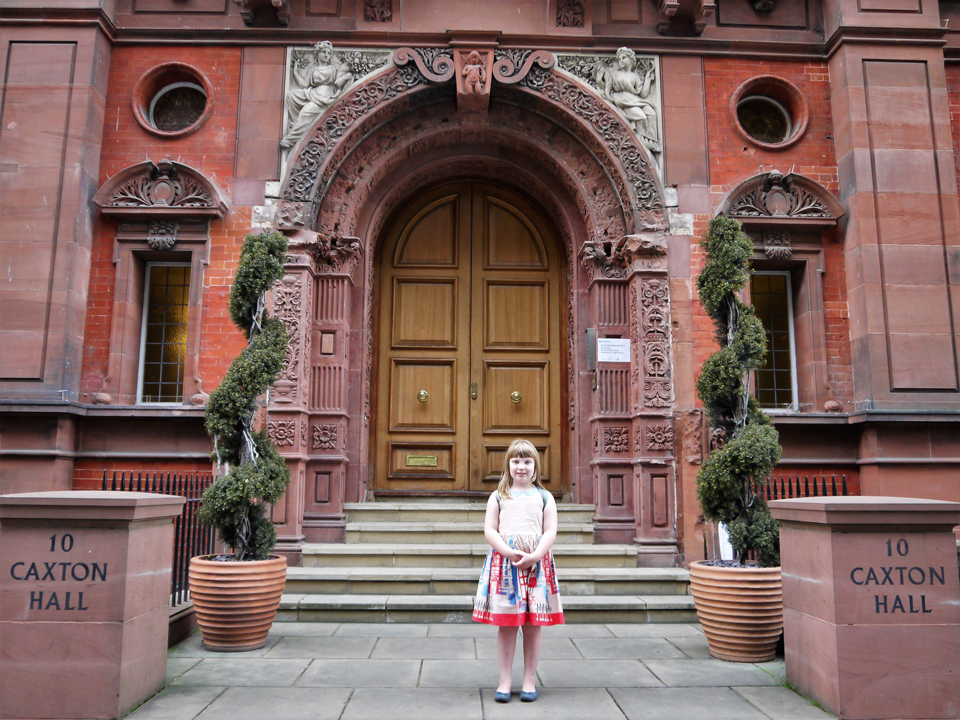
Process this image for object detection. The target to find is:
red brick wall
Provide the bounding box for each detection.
[698,58,853,406]
[80,46,247,401]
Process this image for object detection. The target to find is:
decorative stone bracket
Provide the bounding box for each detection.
[284,229,363,277]
[656,0,716,35]
[234,0,289,26]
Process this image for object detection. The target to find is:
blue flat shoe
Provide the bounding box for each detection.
[494,691,511,703]
[520,689,538,702]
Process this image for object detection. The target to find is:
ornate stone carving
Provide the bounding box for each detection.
[763,229,792,259]
[300,417,307,449]
[95,160,227,218]
[313,423,338,450]
[454,50,493,112]
[646,422,674,452]
[281,61,428,211]
[394,47,456,83]
[604,426,629,453]
[267,419,297,446]
[492,50,555,84]
[727,171,834,221]
[309,234,362,275]
[147,220,178,250]
[282,42,357,150]
[556,0,585,27]
[640,279,672,409]
[710,426,727,453]
[681,410,703,464]
[557,49,662,169]
[593,427,600,454]
[364,0,392,21]
[274,275,302,391]
[234,0,289,25]
[519,65,665,228]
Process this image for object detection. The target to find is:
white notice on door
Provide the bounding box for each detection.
[597,338,631,363]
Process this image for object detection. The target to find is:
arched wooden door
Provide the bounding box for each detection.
[374,182,565,495]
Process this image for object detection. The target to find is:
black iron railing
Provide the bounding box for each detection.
[761,473,855,502]
[101,470,217,608]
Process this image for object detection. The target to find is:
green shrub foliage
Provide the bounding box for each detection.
[200,231,291,561]
[696,217,783,566]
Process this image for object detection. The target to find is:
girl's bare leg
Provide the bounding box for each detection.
[520,623,542,692]
[497,626,519,693]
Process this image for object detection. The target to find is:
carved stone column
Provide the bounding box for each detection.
[581,234,678,565]
[271,231,361,545]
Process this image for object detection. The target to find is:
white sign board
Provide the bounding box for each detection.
[597,338,631,363]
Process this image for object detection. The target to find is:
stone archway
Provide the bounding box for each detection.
[267,46,681,565]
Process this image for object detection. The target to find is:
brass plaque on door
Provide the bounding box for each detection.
[405,455,439,467]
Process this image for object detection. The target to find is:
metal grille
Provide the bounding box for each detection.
[101,470,216,608]
[751,273,795,410]
[140,264,191,403]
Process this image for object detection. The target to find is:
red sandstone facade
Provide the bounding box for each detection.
[1,0,958,566]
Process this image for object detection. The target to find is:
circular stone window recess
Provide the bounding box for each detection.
[730,75,809,151]
[132,63,214,139]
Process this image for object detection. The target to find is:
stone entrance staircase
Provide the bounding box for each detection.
[278,500,696,623]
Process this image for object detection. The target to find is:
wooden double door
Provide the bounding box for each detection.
[374,182,565,494]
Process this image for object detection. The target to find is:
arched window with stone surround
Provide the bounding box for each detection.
[718,171,846,414]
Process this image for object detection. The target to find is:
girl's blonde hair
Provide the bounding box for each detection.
[496,439,543,499]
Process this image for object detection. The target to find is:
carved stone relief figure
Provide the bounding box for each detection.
[557,49,662,171]
[282,42,356,150]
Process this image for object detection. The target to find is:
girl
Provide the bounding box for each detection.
[472,439,564,703]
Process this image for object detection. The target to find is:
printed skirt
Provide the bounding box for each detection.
[472,533,565,626]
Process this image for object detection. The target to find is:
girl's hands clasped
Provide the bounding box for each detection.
[512,551,539,571]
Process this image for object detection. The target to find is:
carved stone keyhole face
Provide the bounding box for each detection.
[766,189,791,215]
[151,180,176,205]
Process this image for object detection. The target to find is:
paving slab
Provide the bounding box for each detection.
[418,660,525,688]
[268,623,340,637]
[194,687,352,720]
[572,637,687,660]
[664,635,713,659]
[168,634,281,658]
[165,658,201,685]
[334,623,429,637]
[127,686,226,719]
[533,623,615,637]
[264,636,376,659]
[643,659,781,688]
[427,623,498,637]
[480,688,626,720]
[173,659,312,687]
[475,637,582,660]
[537,660,663,688]
[370,637,476,659]
[734,686,837,719]
[342,688,482,720]
[609,687,769,720]
[295,659,421,688]
[606,623,702,638]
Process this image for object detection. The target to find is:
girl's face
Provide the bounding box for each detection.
[509,456,535,485]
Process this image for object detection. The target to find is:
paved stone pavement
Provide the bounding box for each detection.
[129,623,836,720]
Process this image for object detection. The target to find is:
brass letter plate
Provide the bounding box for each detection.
[405,455,438,467]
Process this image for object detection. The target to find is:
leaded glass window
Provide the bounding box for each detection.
[138,264,191,403]
[751,271,797,411]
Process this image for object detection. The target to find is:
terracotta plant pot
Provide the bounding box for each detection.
[188,554,287,651]
[688,560,783,662]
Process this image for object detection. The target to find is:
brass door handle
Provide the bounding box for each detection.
[470,382,477,400]
[510,391,521,404]
[418,390,428,403]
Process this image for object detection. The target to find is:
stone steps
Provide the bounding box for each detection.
[300,543,640,569]
[278,593,697,624]
[285,565,690,596]
[344,521,594,544]
[281,499,693,624]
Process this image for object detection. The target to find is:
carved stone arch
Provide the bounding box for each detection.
[276,48,666,237]
[717,170,845,228]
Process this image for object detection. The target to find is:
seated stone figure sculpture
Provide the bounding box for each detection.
[281,41,354,150]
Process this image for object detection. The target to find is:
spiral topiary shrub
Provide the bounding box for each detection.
[200,230,291,561]
[696,216,783,567]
